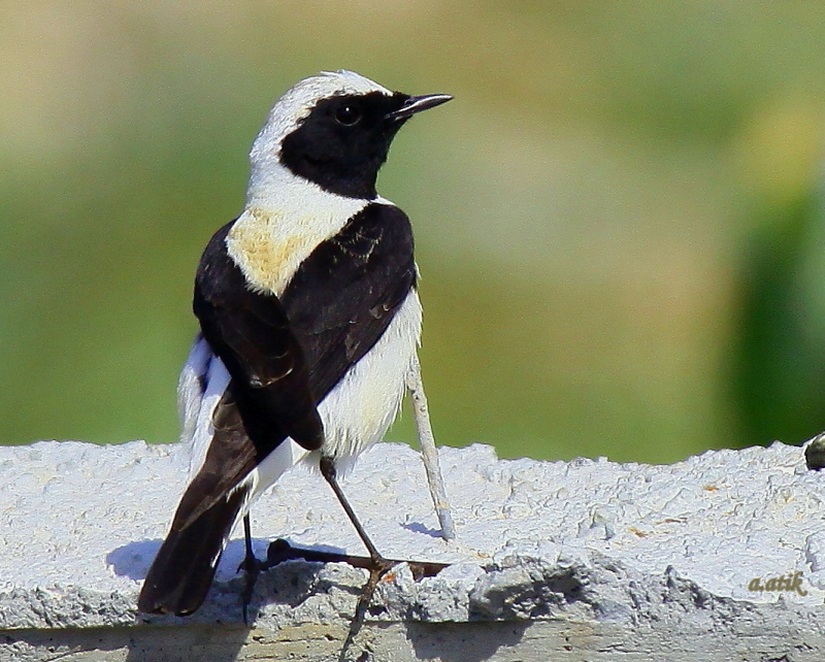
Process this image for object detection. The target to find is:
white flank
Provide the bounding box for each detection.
[315,289,423,471]
[239,289,422,509]
[181,287,422,538]
[181,337,232,480]
[177,335,212,446]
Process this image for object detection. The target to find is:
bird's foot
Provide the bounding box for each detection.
[238,551,264,625]
[367,552,396,576]
[264,539,448,661]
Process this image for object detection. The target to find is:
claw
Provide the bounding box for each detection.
[240,554,261,626]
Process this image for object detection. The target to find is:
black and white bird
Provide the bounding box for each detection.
[138,70,452,616]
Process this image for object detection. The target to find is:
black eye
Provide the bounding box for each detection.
[335,103,362,126]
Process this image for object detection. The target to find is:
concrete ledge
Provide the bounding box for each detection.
[2,440,825,660]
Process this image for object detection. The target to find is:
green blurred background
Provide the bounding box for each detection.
[3,2,825,464]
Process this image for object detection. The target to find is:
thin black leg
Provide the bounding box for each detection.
[280,461,450,660]
[239,513,259,625]
[243,514,257,564]
[319,456,390,568]
[317,459,396,662]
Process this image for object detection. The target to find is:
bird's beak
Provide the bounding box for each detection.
[386,93,453,122]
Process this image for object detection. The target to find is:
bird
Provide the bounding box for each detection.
[137,70,452,617]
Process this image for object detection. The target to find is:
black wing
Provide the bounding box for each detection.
[283,202,417,400]
[194,221,324,456]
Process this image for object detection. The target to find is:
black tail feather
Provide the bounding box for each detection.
[138,487,247,616]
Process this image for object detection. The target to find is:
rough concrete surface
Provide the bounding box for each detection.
[1,439,825,660]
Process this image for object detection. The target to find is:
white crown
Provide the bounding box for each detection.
[250,70,392,166]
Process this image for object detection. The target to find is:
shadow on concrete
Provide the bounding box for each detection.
[404,620,530,662]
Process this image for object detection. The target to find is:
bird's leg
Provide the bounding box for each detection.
[319,457,394,575]
[239,514,261,625]
[319,456,397,659]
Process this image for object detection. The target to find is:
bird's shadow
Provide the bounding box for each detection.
[107,537,350,583]
[110,512,445,582]
[107,539,163,581]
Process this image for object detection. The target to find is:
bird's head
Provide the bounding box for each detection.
[249,70,451,200]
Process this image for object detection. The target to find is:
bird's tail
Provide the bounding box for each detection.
[139,376,312,616]
[137,482,249,616]
[139,387,260,616]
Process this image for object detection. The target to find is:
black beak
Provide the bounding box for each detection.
[386,93,453,122]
